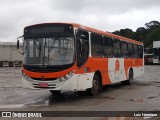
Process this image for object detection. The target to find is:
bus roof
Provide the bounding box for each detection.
[72,23,143,45]
[25,22,143,45]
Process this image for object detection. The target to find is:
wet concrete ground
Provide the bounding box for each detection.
[0,65,160,120]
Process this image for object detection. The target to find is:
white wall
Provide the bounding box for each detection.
[153,41,160,48]
[0,43,23,61]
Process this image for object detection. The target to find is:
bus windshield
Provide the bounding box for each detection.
[23,36,75,65]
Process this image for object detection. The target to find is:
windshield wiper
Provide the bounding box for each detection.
[48,39,57,53]
[33,39,42,51]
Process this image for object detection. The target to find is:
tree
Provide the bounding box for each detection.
[135,27,147,42]
[112,20,160,49]
[145,20,160,31]
[144,28,160,48]
[112,28,136,39]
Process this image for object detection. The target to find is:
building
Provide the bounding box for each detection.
[0,42,23,67]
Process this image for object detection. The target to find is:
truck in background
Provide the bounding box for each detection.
[153,41,160,64]
[0,42,23,67]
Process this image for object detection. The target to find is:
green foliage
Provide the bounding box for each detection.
[113,28,136,39]
[112,20,160,48]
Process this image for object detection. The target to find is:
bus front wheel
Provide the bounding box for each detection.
[50,90,61,95]
[87,74,101,96]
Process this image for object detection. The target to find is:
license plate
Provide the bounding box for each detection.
[39,83,48,88]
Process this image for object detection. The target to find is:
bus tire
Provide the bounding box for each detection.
[87,74,100,96]
[0,62,3,67]
[50,90,61,95]
[122,70,133,85]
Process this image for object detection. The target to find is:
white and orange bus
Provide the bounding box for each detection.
[17,23,144,95]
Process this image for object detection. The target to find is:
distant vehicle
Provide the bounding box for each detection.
[144,54,153,64]
[153,41,160,64]
[0,42,22,67]
[17,23,144,95]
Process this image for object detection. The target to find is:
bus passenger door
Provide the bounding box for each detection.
[76,30,89,68]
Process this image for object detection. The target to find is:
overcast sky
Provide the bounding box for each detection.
[1,0,160,42]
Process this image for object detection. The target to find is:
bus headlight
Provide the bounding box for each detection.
[59,78,63,82]
[68,71,74,77]
[22,72,30,80]
[59,70,75,82]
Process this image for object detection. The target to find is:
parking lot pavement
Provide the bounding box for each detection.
[0,65,160,119]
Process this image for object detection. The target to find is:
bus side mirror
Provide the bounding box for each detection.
[17,40,20,49]
[17,36,24,55]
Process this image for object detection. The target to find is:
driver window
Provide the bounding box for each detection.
[76,29,89,67]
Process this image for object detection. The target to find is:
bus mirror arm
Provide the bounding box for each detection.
[17,40,20,49]
[17,35,24,55]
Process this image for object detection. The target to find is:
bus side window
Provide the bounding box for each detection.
[128,43,134,58]
[91,33,103,57]
[121,41,128,58]
[139,45,143,58]
[76,29,89,67]
[134,44,139,58]
[103,37,114,58]
[113,39,121,58]
[132,43,134,58]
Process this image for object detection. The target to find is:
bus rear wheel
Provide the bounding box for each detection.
[88,74,101,96]
[122,70,133,85]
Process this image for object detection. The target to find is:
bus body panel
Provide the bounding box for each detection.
[22,72,94,91]
[21,57,144,91]
[19,23,144,92]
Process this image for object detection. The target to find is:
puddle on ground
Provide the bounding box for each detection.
[23,93,83,106]
[154,81,160,83]
[98,96,115,99]
[153,109,160,111]
[3,89,158,108]
[0,93,85,108]
[26,93,117,106]
[0,99,50,108]
[135,83,151,86]
[0,104,25,108]
[128,98,144,102]
[147,95,160,99]
[148,96,155,99]
[26,99,49,107]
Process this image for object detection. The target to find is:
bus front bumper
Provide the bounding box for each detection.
[21,73,94,92]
